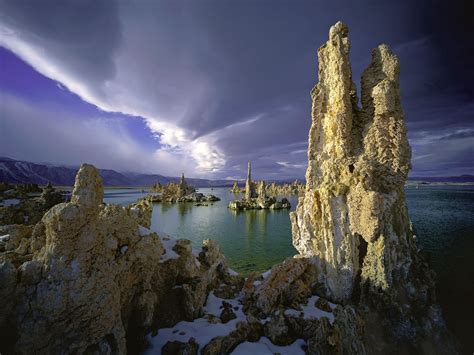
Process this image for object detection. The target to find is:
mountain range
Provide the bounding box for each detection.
[0,157,234,187]
[1,157,473,186]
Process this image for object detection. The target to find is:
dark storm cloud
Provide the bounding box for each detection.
[0,0,471,178]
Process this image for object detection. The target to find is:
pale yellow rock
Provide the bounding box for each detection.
[0,164,230,354]
[291,21,415,302]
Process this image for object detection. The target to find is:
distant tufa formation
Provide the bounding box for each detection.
[0,182,65,225]
[244,161,256,200]
[229,162,290,210]
[291,21,453,351]
[149,174,219,203]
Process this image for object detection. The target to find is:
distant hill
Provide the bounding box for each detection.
[2,157,471,186]
[0,157,234,187]
[408,175,474,183]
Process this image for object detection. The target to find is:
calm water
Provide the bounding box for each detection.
[104,185,474,352]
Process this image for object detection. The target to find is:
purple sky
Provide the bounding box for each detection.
[0,0,472,179]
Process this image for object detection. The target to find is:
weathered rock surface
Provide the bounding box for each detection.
[229,181,241,194]
[0,164,232,354]
[290,21,454,352]
[266,180,305,196]
[244,161,256,201]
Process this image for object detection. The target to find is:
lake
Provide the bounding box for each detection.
[104,185,474,352]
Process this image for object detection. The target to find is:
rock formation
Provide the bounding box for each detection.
[266,180,305,197]
[229,164,291,210]
[150,181,163,193]
[244,161,256,200]
[0,182,65,225]
[256,180,267,199]
[291,21,453,351]
[151,175,199,202]
[230,181,241,194]
[0,164,235,354]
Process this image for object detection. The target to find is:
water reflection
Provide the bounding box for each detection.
[177,202,192,218]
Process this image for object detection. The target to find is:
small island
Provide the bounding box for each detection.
[229,162,291,210]
[146,173,220,204]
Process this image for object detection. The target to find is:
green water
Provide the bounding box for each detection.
[151,189,299,273]
[104,185,474,352]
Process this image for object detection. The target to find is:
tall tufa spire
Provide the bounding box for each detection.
[244,161,255,200]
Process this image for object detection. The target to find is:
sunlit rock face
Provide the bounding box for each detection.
[244,161,256,201]
[290,21,417,302]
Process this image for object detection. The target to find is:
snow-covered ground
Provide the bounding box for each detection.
[144,292,246,354]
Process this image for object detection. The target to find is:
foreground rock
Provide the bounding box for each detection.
[290,21,454,352]
[0,164,233,354]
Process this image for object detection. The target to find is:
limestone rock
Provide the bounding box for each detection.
[290,21,453,351]
[0,164,230,354]
[230,181,240,194]
[244,161,256,200]
[253,257,316,315]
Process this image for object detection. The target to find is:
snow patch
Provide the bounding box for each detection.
[159,235,179,261]
[261,268,272,279]
[227,268,239,276]
[145,291,246,353]
[203,291,244,318]
[138,226,152,237]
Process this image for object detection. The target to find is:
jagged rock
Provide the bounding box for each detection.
[150,182,163,193]
[201,320,263,355]
[220,301,237,323]
[290,21,454,352]
[229,163,291,210]
[266,180,305,196]
[162,338,198,355]
[0,183,65,226]
[126,198,153,228]
[0,164,231,354]
[230,181,241,194]
[264,310,294,345]
[70,163,103,209]
[244,161,256,200]
[253,257,317,315]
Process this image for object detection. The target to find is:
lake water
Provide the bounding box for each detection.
[104,185,474,352]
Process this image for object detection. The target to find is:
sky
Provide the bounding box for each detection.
[0,0,472,179]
